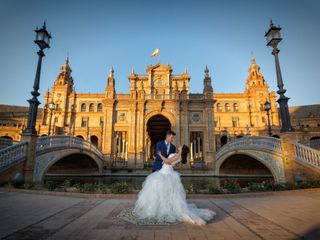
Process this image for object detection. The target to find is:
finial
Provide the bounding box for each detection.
[270,19,274,27]
[131,68,135,74]
[251,52,255,64]
[66,53,69,65]
[43,21,46,29]
[205,65,209,73]
[204,65,210,77]
[184,68,188,74]
[109,66,114,77]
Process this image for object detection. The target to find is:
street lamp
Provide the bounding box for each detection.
[47,101,55,135]
[264,20,293,132]
[264,100,272,137]
[23,22,52,135]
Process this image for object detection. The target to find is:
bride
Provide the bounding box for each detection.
[133,145,216,225]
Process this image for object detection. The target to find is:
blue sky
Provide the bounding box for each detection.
[0,0,319,107]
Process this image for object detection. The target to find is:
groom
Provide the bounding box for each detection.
[152,130,177,172]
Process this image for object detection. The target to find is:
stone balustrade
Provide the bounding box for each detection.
[36,136,103,159]
[0,141,28,169]
[294,143,320,169]
[216,136,282,159]
[0,138,13,149]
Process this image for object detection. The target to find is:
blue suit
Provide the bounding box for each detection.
[152,140,176,172]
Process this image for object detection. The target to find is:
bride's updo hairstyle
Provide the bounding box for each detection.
[181,144,189,164]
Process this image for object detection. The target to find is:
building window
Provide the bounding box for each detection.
[97,103,103,112]
[232,117,238,127]
[225,103,230,112]
[81,117,88,127]
[100,117,104,127]
[217,103,222,112]
[89,103,94,112]
[81,103,86,112]
[54,117,58,123]
[214,120,218,127]
[262,116,265,124]
[233,103,238,112]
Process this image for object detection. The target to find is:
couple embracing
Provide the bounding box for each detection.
[133,130,216,225]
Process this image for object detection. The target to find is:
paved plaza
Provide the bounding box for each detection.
[0,189,319,240]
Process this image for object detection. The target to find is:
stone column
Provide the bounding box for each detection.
[193,139,197,159]
[197,136,201,158]
[280,132,298,182]
[190,142,194,162]
[117,133,121,158]
[21,134,38,183]
[122,138,125,159]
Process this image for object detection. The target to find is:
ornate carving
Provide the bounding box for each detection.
[190,112,202,123]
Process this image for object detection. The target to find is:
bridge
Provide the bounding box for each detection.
[0,136,104,184]
[0,135,320,184]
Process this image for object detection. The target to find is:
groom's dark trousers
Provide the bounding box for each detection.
[152,140,176,172]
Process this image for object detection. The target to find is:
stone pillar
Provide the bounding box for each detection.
[197,136,201,158]
[117,133,121,158]
[280,132,298,182]
[21,134,38,183]
[122,139,125,159]
[193,139,197,159]
[125,142,128,160]
[190,142,194,162]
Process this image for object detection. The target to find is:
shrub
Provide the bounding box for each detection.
[110,182,131,194]
[222,180,242,194]
[22,183,34,189]
[207,184,222,194]
[79,183,97,193]
[44,180,59,191]
[97,183,110,194]
[248,182,265,192]
[61,179,73,189]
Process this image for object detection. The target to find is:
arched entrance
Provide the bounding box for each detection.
[310,136,320,140]
[146,114,171,160]
[44,153,100,177]
[76,135,84,139]
[219,154,274,179]
[90,135,98,147]
[272,134,280,138]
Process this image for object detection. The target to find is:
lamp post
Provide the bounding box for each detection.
[47,101,55,135]
[264,100,272,136]
[264,20,293,132]
[23,22,52,136]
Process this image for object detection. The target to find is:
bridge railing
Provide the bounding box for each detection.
[0,141,28,170]
[36,136,104,159]
[216,136,282,159]
[294,143,320,169]
[0,138,13,149]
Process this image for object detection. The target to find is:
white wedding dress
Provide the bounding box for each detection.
[133,153,216,225]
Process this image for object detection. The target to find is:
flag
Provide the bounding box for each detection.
[151,48,159,57]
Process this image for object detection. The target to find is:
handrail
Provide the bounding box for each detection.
[0,141,28,169]
[36,136,104,159]
[294,143,320,169]
[216,136,282,159]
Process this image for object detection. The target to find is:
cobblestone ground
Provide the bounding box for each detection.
[0,189,319,240]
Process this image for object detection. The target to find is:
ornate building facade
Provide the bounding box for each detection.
[1,56,319,168]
